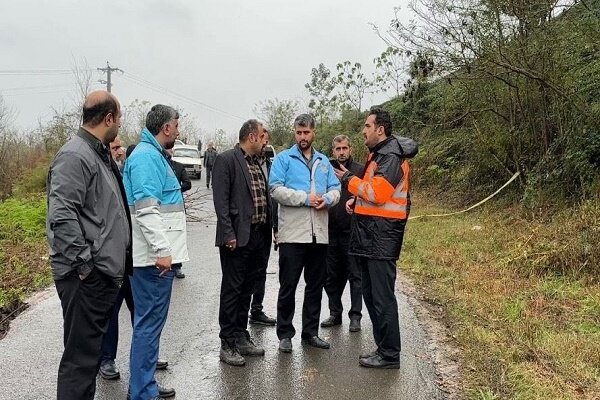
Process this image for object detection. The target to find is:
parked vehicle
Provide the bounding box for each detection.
[172,145,202,179]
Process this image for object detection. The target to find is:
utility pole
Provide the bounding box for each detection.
[97,61,123,93]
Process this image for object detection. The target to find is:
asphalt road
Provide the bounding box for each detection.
[0,179,445,400]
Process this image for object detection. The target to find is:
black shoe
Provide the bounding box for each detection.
[278,338,292,353]
[175,269,185,279]
[220,344,246,366]
[158,384,176,398]
[99,360,120,380]
[360,349,379,359]
[156,359,168,370]
[320,315,342,328]
[301,335,330,349]
[349,317,361,332]
[235,333,265,356]
[249,311,276,326]
[359,354,400,369]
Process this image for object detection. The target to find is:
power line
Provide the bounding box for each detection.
[0,83,74,92]
[0,69,77,76]
[1,88,74,97]
[123,73,244,121]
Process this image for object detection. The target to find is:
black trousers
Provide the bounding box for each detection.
[55,268,119,400]
[205,165,214,187]
[101,273,134,362]
[276,242,327,339]
[355,257,401,361]
[324,233,362,319]
[219,226,266,343]
[250,241,271,315]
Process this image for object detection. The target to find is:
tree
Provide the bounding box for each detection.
[305,63,338,124]
[370,0,598,203]
[335,61,373,116]
[211,128,237,150]
[120,99,151,145]
[254,98,299,149]
[373,46,408,97]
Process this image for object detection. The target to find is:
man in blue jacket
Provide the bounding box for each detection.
[123,104,189,400]
[269,113,340,353]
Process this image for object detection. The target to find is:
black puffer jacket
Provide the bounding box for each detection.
[328,157,363,235]
[346,135,418,260]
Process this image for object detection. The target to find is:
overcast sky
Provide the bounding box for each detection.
[0,0,409,141]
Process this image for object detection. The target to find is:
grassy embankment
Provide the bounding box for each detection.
[401,191,600,400]
[0,195,50,310]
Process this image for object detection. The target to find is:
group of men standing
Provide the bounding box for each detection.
[46,89,417,400]
[212,109,418,370]
[47,91,188,400]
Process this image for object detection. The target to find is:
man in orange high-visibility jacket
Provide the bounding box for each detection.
[334,107,418,369]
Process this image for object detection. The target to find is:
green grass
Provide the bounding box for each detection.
[0,195,50,309]
[400,191,600,399]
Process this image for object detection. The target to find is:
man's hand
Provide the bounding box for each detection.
[334,163,348,180]
[314,197,327,210]
[308,193,324,208]
[155,256,172,276]
[225,239,237,251]
[345,198,355,214]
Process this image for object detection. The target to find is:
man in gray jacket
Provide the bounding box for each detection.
[47,90,131,400]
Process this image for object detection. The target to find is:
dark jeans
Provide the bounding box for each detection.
[324,233,362,319]
[250,240,271,315]
[100,273,134,362]
[356,257,401,361]
[276,242,327,339]
[55,268,119,400]
[219,226,266,343]
[205,165,213,187]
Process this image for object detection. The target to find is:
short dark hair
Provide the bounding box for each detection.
[369,107,392,137]
[293,113,316,129]
[82,97,119,127]
[239,119,261,141]
[125,144,136,158]
[332,134,351,147]
[146,104,179,136]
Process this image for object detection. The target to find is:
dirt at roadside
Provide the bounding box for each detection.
[0,300,28,340]
[398,272,463,400]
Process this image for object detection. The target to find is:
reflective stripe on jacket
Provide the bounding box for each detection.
[347,135,418,260]
[350,158,410,220]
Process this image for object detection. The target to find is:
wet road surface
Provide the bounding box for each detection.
[0,181,445,400]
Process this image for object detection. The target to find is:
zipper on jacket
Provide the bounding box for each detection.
[294,153,317,241]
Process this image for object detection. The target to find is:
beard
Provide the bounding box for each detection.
[298,139,311,149]
[164,139,176,150]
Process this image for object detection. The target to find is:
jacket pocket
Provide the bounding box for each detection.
[164,214,185,231]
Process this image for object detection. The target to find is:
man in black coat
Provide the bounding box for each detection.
[321,135,364,332]
[203,142,218,189]
[212,119,271,366]
[167,148,192,278]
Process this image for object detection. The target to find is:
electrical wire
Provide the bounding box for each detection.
[123,73,244,121]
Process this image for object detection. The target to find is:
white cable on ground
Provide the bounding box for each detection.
[408,171,521,221]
